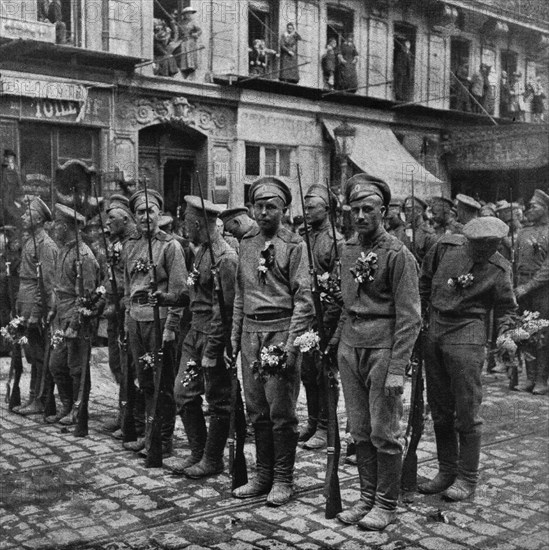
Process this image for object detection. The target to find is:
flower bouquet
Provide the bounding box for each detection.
[350,252,378,289]
[496,310,549,361]
[182,359,200,387]
[108,241,123,266]
[187,265,200,287]
[317,271,341,305]
[77,286,107,318]
[252,343,288,382]
[294,330,320,354]
[131,258,151,275]
[258,241,275,284]
[447,273,474,290]
[0,316,28,346]
[139,352,158,371]
[50,329,65,349]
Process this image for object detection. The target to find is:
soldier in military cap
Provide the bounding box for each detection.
[230,176,313,506]
[455,194,481,228]
[157,196,237,478]
[47,204,100,432]
[333,174,421,530]
[219,207,258,242]
[496,201,522,263]
[12,197,58,416]
[123,189,188,457]
[1,149,23,228]
[514,189,549,394]
[402,195,437,264]
[419,217,517,501]
[430,196,454,237]
[385,199,406,242]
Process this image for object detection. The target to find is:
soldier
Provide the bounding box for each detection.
[514,189,549,395]
[496,201,522,263]
[13,197,58,415]
[402,196,437,264]
[123,189,188,457]
[430,196,454,237]
[419,217,517,501]
[298,184,344,450]
[219,207,258,241]
[333,174,421,531]
[230,176,313,506]
[160,196,237,478]
[47,205,100,433]
[455,194,481,227]
[385,199,406,242]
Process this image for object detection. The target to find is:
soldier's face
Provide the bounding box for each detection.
[53,220,69,243]
[350,195,385,237]
[304,197,328,226]
[526,199,547,223]
[431,202,446,223]
[135,203,160,234]
[224,217,244,240]
[184,209,201,244]
[403,200,423,224]
[253,198,285,236]
[21,208,42,231]
[106,208,127,238]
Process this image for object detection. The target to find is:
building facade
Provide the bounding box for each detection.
[0,0,547,216]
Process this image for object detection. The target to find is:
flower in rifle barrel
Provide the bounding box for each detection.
[294,330,320,354]
[351,252,378,288]
[258,241,275,283]
[77,286,107,317]
[0,316,28,346]
[447,273,474,290]
[496,310,549,360]
[317,271,341,304]
[182,359,200,387]
[186,264,200,287]
[50,329,65,349]
[252,343,288,382]
[132,257,151,275]
[139,352,157,371]
[108,241,123,265]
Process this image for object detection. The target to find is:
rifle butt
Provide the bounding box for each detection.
[8,345,23,410]
[324,455,343,519]
[145,348,166,468]
[401,451,418,492]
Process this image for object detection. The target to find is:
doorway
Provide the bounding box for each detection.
[163,158,194,217]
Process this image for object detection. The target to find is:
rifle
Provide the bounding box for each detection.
[401,174,425,495]
[196,171,248,490]
[325,178,341,282]
[142,177,165,468]
[72,190,91,437]
[297,165,342,519]
[508,185,519,391]
[91,181,137,442]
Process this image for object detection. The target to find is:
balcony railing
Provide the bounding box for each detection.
[0,14,55,43]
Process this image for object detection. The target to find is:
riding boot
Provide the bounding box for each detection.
[45,377,73,424]
[443,431,481,501]
[515,356,536,392]
[233,421,274,498]
[532,347,549,395]
[298,384,318,442]
[337,440,377,524]
[168,403,207,474]
[266,429,299,506]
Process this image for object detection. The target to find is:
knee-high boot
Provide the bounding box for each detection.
[170,402,207,473]
[266,428,299,507]
[443,431,481,501]
[298,384,318,442]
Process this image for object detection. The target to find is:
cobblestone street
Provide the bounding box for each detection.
[1,350,548,550]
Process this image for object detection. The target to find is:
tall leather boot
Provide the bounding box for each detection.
[304,379,332,450]
[298,384,318,442]
[443,432,481,501]
[418,423,458,494]
[45,378,72,424]
[266,429,299,507]
[532,347,549,395]
[515,356,536,392]
[358,452,401,531]
[233,421,274,498]
[337,440,377,524]
[184,415,230,478]
[169,403,207,474]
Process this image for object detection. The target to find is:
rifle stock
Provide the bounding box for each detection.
[508,186,519,391]
[297,165,342,519]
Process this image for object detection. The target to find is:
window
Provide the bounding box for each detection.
[248,0,278,49]
[393,23,416,102]
[450,38,471,111]
[326,5,354,47]
[245,145,292,178]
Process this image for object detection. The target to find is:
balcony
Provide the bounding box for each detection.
[0,14,55,44]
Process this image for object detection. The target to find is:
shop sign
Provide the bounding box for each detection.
[0,74,88,102]
[0,16,55,43]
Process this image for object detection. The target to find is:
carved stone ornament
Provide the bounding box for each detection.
[116,95,234,137]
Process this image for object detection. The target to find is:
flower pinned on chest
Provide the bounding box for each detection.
[131,257,151,275]
[258,241,275,284]
[187,264,200,287]
[108,241,123,265]
[447,273,474,290]
[350,251,378,289]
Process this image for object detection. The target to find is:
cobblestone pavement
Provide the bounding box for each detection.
[0,349,548,550]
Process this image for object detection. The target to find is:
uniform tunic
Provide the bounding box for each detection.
[402,222,437,265]
[337,228,421,453]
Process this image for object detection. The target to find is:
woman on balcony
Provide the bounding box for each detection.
[336,34,359,93]
[279,23,302,84]
[172,7,203,78]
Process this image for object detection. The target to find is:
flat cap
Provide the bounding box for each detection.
[456,193,481,211]
[431,196,454,209]
[532,189,549,209]
[346,173,391,208]
[305,184,333,207]
[463,217,508,240]
[218,207,249,223]
[249,177,292,206]
[403,195,428,210]
[184,195,223,218]
[26,196,52,222]
[158,214,174,228]
[54,203,86,226]
[129,189,163,213]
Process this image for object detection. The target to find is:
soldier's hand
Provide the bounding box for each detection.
[46,310,56,324]
[326,337,340,357]
[514,285,527,300]
[384,373,404,397]
[27,315,41,328]
[224,343,239,369]
[202,356,217,368]
[64,327,78,339]
[162,329,176,343]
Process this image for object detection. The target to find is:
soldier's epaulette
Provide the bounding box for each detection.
[277,226,303,245]
[242,226,260,239]
[439,234,467,246]
[380,233,405,252]
[489,251,511,272]
[156,230,173,242]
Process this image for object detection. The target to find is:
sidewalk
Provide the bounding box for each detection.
[0,349,548,550]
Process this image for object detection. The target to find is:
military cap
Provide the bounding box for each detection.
[463,217,508,240]
[346,173,391,208]
[531,189,549,209]
[26,196,52,222]
[3,149,16,158]
[54,203,86,226]
[86,214,102,227]
[304,184,333,207]
[129,189,163,213]
[158,214,174,229]
[388,198,403,208]
[184,195,223,218]
[218,207,249,223]
[182,6,197,14]
[456,193,481,211]
[480,202,496,217]
[249,176,292,206]
[431,196,454,209]
[403,195,428,210]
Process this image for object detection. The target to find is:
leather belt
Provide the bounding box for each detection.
[245,310,292,322]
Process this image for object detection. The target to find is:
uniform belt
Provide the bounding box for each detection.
[245,310,292,321]
[351,312,394,321]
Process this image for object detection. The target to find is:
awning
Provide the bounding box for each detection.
[323,119,444,200]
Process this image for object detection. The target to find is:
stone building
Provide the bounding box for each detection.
[0,0,547,215]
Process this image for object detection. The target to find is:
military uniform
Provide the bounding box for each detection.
[419,218,517,500]
[403,222,437,265]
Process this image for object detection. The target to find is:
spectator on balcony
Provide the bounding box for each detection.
[394,39,414,102]
[321,38,337,90]
[172,7,202,78]
[531,76,546,123]
[482,64,495,115]
[37,0,50,22]
[500,71,511,118]
[153,18,179,77]
[453,63,471,112]
[249,39,278,77]
[47,0,66,44]
[470,66,484,113]
[279,23,302,84]
[508,72,525,121]
[336,34,359,94]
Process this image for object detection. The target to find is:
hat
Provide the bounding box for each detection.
[86,215,102,228]
[106,194,134,219]
[456,194,481,211]
[346,174,391,208]
[463,217,509,240]
[249,177,292,206]
[431,196,454,209]
[304,184,332,207]
[129,189,164,213]
[158,214,174,229]
[219,207,249,223]
[54,203,86,226]
[531,189,549,210]
[3,149,16,158]
[403,196,428,210]
[26,196,52,222]
[181,6,197,14]
[388,198,403,208]
[184,195,223,218]
[480,202,497,217]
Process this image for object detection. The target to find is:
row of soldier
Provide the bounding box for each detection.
[4,175,548,532]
